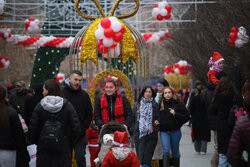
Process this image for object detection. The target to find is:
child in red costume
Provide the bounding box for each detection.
[86,121,99,167]
[207,51,226,90]
[101,131,140,167]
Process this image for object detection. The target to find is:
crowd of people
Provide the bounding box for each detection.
[0,51,250,167]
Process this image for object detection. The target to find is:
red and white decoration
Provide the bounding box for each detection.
[163,65,174,76]
[0,27,173,48]
[0,26,12,41]
[54,73,65,83]
[152,1,172,21]
[0,57,10,69]
[164,60,192,76]
[25,17,40,33]
[143,30,173,43]
[95,17,126,54]
[228,26,249,48]
[105,75,118,81]
[0,0,5,15]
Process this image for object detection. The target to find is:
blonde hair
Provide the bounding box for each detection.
[159,87,181,111]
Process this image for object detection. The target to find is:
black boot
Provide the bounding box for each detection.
[172,158,180,167]
[163,155,170,167]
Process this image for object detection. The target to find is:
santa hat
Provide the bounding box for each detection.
[211,52,224,65]
[113,131,129,147]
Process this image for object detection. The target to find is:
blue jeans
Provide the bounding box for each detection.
[75,135,87,167]
[218,154,232,167]
[160,130,182,158]
[142,164,152,167]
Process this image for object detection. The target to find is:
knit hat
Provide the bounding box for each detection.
[16,80,26,87]
[113,131,129,147]
[211,52,224,65]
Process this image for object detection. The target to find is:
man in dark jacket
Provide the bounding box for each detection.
[24,84,43,126]
[9,80,31,116]
[94,79,132,131]
[62,70,92,167]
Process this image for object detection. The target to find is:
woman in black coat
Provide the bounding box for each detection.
[189,85,210,155]
[210,77,242,167]
[0,85,30,167]
[159,87,190,167]
[28,79,81,167]
[133,86,160,167]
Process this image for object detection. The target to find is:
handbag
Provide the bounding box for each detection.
[27,144,37,167]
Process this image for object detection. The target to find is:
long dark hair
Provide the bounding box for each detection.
[44,79,64,97]
[196,85,205,102]
[242,81,250,99]
[138,86,156,102]
[212,77,238,103]
[0,85,9,130]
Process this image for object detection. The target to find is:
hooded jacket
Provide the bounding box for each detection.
[101,147,140,167]
[28,96,81,167]
[62,79,92,136]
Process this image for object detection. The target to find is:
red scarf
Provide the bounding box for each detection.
[100,91,125,124]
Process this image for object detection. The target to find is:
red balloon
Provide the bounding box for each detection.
[101,18,111,29]
[174,63,180,69]
[110,44,117,49]
[228,39,235,47]
[164,14,171,20]
[154,4,158,8]
[113,32,123,42]
[229,32,238,41]
[104,28,114,38]
[165,5,172,12]
[119,26,126,34]
[157,14,163,21]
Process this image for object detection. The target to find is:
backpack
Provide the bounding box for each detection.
[39,114,65,152]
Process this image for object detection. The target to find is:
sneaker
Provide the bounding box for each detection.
[200,152,206,155]
[194,151,200,154]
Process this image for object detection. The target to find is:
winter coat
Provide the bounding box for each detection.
[24,94,43,126]
[205,89,217,131]
[94,91,132,130]
[227,115,250,167]
[133,100,159,165]
[159,99,190,132]
[101,147,140,167]
[189,94,211,141]
[28,96,81,167]
[0,107,30,167]
[207,70,219,84]
[209,92,242,154]
[62,80,92,136]
[9,90,31,116]
[86,125,99,167]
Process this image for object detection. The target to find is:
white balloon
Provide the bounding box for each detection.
[30,21,36,27]
[95,28,104,40]
[152,8,161,17]
[235,39,244,48]
[111,21,122,32]
[159,1,167,9]
[174,68,180,74]
[109,17,118,22]
[160,9,168,16]
[4,61,9,69]
[103,38,114,47]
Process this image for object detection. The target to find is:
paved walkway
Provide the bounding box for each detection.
[85,125,214,167]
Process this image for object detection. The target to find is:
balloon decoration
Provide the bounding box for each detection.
[54,73,65,83]
[95,17,126,55]
[0,57,10,69]
[152,1,172,21]
[0,27,173,49]
[163,60,192,90]
[25,17,40,33]
[0,0,5,15]
[228,26,249,48]
[105,75,118,81]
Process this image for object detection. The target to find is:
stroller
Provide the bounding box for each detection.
[94,121,131,166]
